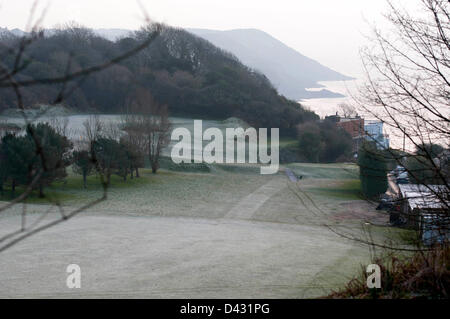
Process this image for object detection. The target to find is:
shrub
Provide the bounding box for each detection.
[297,121,352,163]
[358,141,388,199]
[327,246,450,299]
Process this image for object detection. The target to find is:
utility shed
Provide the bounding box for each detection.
[398,184,449,245]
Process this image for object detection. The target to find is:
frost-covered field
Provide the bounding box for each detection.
[0,163,396,298]
[0,114,249,158]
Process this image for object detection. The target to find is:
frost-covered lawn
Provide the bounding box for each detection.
[1,163,365,221]
[0,162,397,298]
[286,162,359,180]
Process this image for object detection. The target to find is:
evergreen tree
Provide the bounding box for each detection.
[358,141,388,199]
[72,150,94,188]
[26,123,73,197]
[115,143,131,181]
[405,155,440,185]
[120,138,145,179]
[416,143,444,159]
[0,133,36,195]
[91,137,123,185]
[297,121,352,163]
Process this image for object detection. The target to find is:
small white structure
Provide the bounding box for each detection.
[398,184,449,245]
[364,121,389,149]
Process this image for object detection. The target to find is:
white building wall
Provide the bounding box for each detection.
[364,121,389,149]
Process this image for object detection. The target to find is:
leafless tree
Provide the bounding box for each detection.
[122,88,171,174]
[49,116,70,137]
[321,0,450,297]
[121,112,146,179]
[82,115,103,148]
[0,2,161,252]
[338,103,358,118]
[292,0,450,256]
[102,120,123,141]
[355,0,449,235]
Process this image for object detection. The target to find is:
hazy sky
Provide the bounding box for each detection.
[0,0,418,78]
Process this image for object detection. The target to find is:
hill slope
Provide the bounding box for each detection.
[188,28,353,100]
[0,25,318,133]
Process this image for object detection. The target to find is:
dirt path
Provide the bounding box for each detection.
[224,177,286,220]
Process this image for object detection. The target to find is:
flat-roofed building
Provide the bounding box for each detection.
[398,184,449,245]
[364,120,389,149]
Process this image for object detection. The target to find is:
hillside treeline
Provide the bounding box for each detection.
[0,24,318,134]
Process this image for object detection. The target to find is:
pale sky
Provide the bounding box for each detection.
[0,0,419,78]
